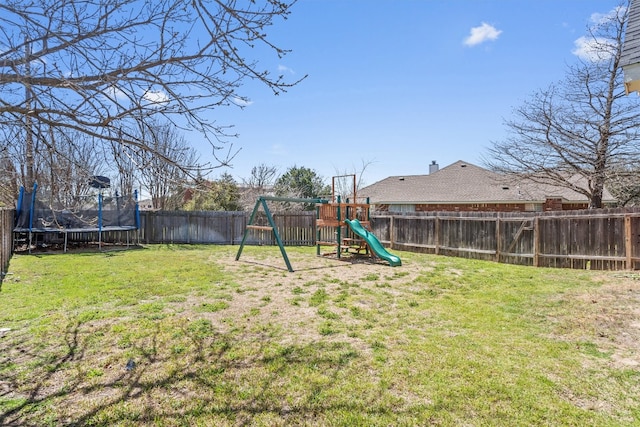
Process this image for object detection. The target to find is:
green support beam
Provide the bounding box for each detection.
[259,196,329,204]
[236,196,329,272]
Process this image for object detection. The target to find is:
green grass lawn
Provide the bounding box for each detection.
[1,245,639,426]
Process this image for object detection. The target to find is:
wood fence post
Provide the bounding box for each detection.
[389,216,394,249]
[186,211,191,244]
[435,216,440,255]
[533,216,540,267]
[495,213,501,263]
[144,211,153,244]
[625,215,632,270]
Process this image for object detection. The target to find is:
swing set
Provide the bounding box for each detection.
[235,195,329,272]
[235,175,401,272]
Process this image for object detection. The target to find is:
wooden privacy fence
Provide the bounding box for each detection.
[138,210,316,245]
[138,208,640,270]
[369,208,640,270]
[4,208,640,271]
[1,209,15,283]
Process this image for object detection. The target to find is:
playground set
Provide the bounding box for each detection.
[235,174,401,272]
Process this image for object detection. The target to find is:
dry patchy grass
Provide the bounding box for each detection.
[1,245,639,426]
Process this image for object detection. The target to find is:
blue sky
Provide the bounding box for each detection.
[199,0,624,187]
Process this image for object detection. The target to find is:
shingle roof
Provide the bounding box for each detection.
[359,160,615,204]
[621,0,640,68]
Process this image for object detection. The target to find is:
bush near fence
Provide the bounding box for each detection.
[2,208,640,272]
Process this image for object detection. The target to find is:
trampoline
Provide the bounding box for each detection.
[13,183,140,252]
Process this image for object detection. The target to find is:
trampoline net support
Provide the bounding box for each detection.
[13,184,140,251]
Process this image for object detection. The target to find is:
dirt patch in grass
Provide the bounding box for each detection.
[206,249,425,349]
[571,272,640,369]
[541,270,640,378]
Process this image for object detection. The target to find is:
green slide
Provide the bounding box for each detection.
[344,219,401,267]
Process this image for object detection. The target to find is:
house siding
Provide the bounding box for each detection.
[374,201,590,213]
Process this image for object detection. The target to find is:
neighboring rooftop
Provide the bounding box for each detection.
[359,160,615,205]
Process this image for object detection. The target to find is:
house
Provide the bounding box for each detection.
[622,0,640,93]
[359,160,616,213]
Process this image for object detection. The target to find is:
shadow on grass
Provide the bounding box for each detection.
[0,315,402,425]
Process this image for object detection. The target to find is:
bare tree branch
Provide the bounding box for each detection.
[0,0,305,190]
[484,3,640,208]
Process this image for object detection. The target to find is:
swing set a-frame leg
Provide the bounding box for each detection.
[235,197,294,272]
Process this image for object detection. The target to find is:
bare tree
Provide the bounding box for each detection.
[110,141,138,199]
[0,148,18,207]
[1,117,116,209]
[0,0,304,188]
[40,129,108,208]
[484,3,640,208]
[1,118,107,204]
[0,124,22,206]
[138,121,199,210]
[240,163,278,209]
[332,159,375,201]
[606,164,640,206]
[246,164,279,190]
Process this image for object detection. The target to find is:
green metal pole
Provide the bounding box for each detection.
[260,196,329,204]
[337,195,342,259]
[237,195,327,272]
[261,198,294,272]
[366,197,371,256]
[316,204,321,256]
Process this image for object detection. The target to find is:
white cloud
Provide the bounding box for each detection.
[589,6,625,26]
[463,22,502,47]
[142,89,169,106]
[233,96,253,107]
[570,5,624,62]
[571,36,615,62]
[278,64,295,75]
